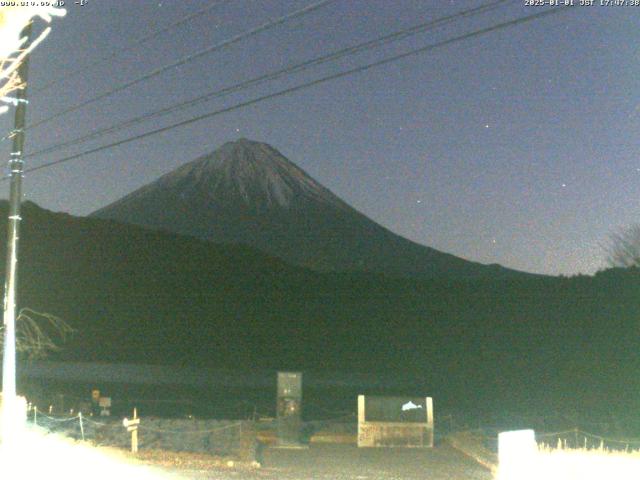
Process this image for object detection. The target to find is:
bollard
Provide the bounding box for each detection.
[497,429,537,480]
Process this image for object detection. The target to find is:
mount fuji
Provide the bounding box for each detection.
[92,138,518,278]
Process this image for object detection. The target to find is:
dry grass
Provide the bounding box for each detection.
[534,446,640,479]
[497,442,640,480]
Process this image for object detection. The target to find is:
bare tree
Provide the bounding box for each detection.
[0,307,73,359]
[0,6,66,114]
[604,225,640,268]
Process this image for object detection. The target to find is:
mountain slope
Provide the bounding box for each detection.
[91,138,520,278]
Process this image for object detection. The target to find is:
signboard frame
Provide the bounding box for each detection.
[357,395,434,448]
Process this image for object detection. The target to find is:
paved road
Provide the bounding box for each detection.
[164,444,492,480]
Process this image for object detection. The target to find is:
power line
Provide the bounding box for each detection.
[17,6,573,178]
[31,0,232,94]
[24,0,513,160]
[25,0,336,131]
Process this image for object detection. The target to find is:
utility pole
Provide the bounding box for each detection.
[2,23,32,423]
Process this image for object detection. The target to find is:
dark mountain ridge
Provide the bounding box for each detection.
[92,139,526,278]
[2,202,638,422]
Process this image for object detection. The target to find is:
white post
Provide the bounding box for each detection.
[123,407,140,453]
[357,395,365,423]
[497,429,537,480]
[425,397,434,447]
[131,408,138,453]
[78,412,85,441]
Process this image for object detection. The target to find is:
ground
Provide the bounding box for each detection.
[141,444,492,480]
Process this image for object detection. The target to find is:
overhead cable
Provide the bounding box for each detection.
[32,0,232,94]
[25,0,512,159]
[18,7,572,178]
[26,0,336,131]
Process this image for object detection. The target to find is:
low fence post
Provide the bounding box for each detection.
[123,407,140,453]
[132,409,138,453]
[78,412,85,441]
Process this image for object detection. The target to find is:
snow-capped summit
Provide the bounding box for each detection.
[92,139,515,277]
[145,138,347,212]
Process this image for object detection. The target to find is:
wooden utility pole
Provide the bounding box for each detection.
[2,23,32,409]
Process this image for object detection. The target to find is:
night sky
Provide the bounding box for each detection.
[0,1,637,276]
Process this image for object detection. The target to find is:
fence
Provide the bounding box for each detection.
[30,409,256,459]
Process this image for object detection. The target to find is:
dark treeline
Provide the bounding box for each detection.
[3,202,639,427]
